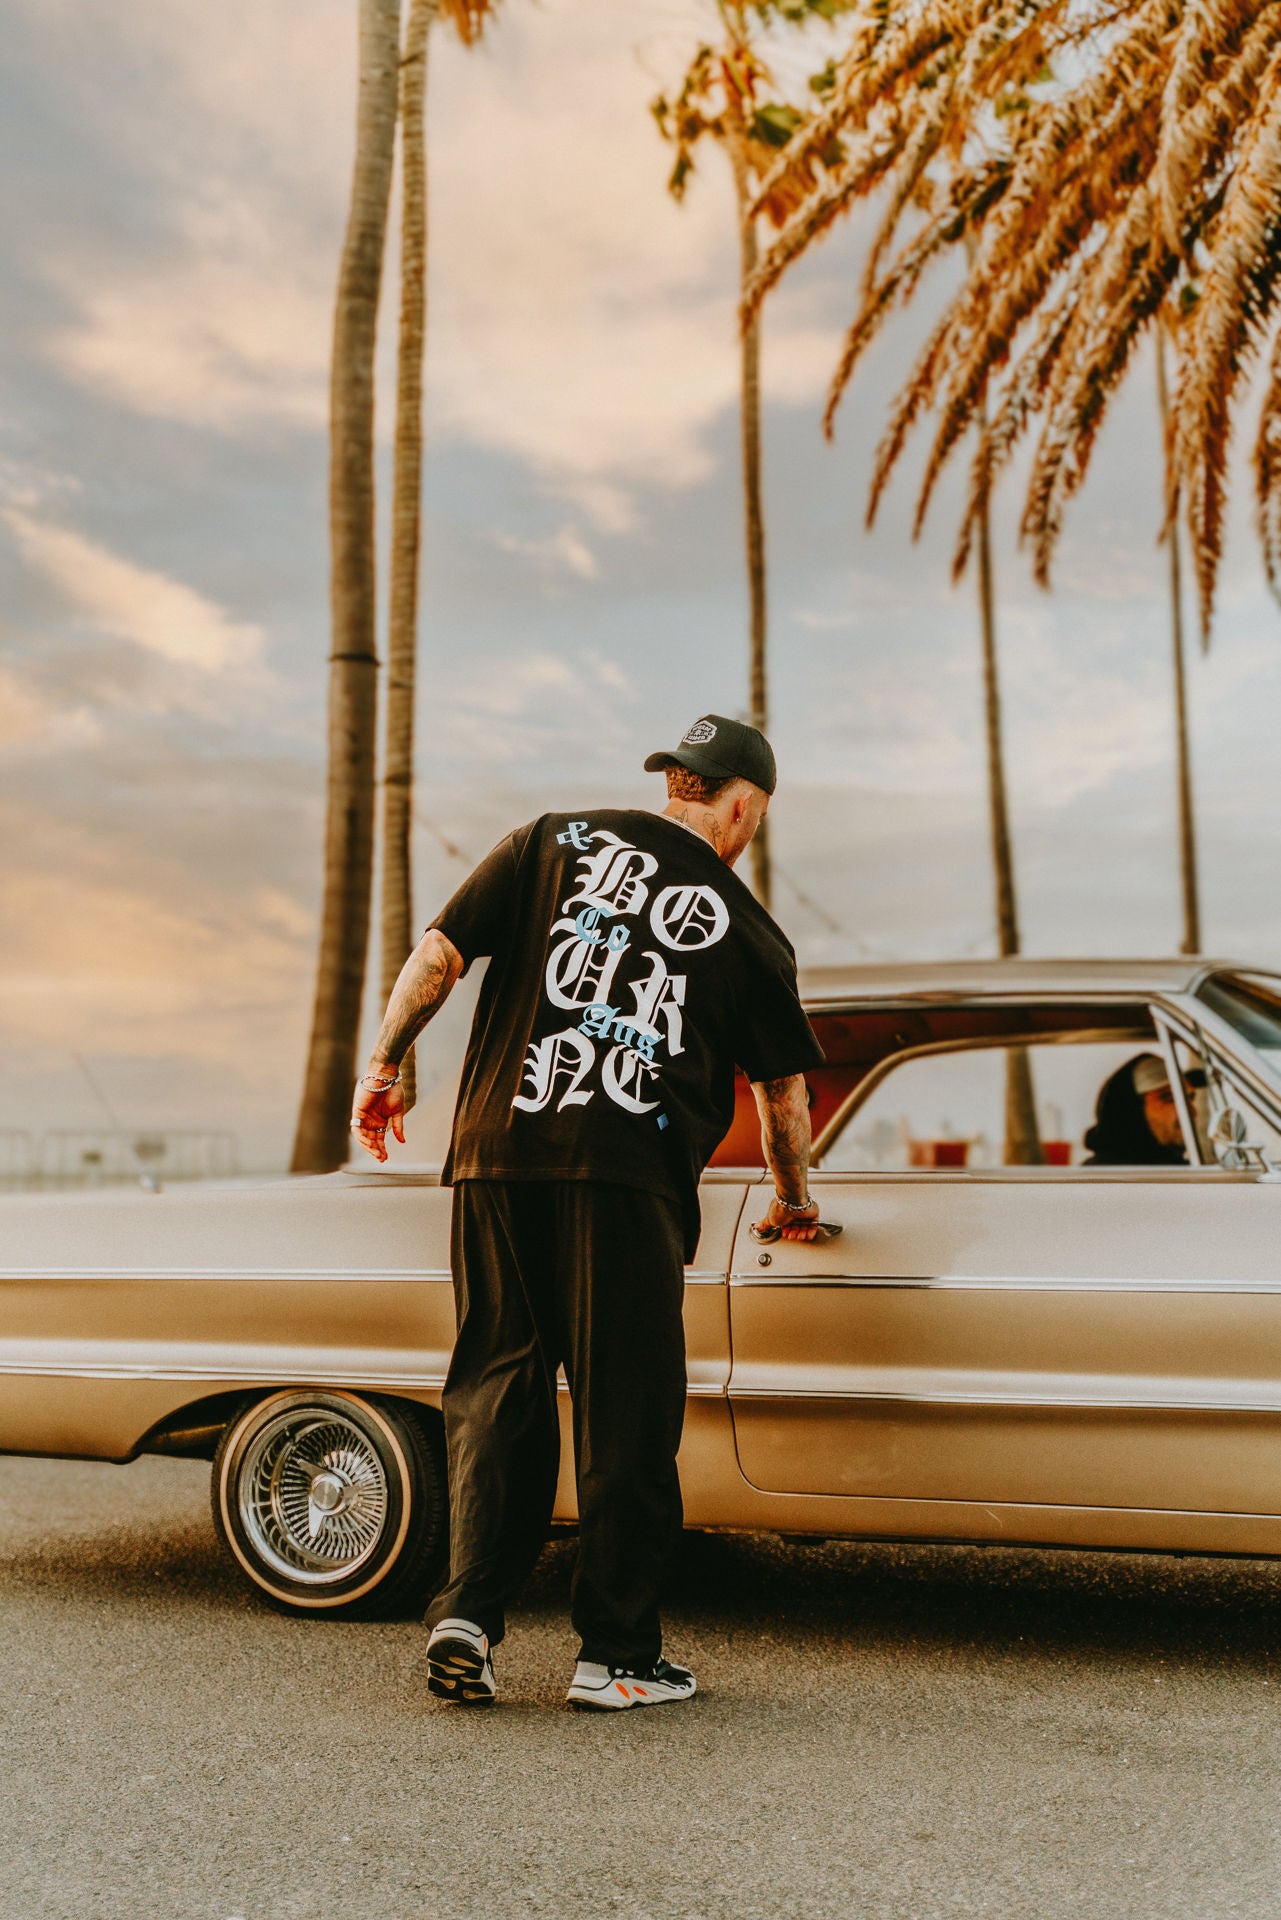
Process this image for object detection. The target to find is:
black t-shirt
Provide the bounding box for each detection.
[429,809,823,1255]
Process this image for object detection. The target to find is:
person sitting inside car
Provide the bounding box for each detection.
[1083,1053,1200,1165]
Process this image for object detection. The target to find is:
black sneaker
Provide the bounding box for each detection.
[566,1656,696,1712]
[427,1618,496,1705]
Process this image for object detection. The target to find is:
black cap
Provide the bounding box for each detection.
[644,713,777,796]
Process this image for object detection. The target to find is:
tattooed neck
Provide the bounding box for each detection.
[661,802,724,854]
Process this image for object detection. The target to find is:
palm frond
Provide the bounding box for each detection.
[1154,2,1281,253]
[1255,325,1281,608]
[821,156,1007,436]
[1172,60,1281,632]
[951,271,1083,577]
[747,0,1281,633]
[437,0,495,43]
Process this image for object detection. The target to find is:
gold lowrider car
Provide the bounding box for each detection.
[6,958,1281,1618]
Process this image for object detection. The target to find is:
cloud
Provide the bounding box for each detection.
[30,0,843,524]
[2,507,263,672]
[0,667,101,751]
[493,524,599,581]
[50,250,329,433]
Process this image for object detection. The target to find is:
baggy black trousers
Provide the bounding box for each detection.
[426,1179,687,1669]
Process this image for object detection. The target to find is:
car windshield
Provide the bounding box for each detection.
[1195,971,1281,1068]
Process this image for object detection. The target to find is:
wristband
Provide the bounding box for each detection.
[774,1191,814,1212]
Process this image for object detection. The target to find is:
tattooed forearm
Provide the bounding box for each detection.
[369,930,463,1069]
[751,1073,812,1203]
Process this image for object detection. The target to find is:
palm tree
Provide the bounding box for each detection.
[747,0,1281,638]
[379,0,432,1119]
[743,4,1281,965]
[654,1,852,912]
[379,0,494,1117]
[292,0,402,1175]
[1156,320,1202,956]
[975,395,1040,1161]
[722,45,772,913]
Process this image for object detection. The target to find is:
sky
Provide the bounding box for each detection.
[2,0,1281,1172]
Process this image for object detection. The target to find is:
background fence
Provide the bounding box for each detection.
[0,1129,239,1193]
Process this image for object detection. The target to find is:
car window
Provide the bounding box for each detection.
[817,1039,1180,1172]
[1195,972,1281,1069]
[1179,1028,1281,1171]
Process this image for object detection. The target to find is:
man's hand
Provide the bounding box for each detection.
[752,1193,822,1243]
[350,928,464,1164]
[351,1072,407,1164]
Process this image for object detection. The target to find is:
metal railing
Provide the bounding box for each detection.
[0,1128,239,1193]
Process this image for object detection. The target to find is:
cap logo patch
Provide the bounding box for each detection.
[682,720,717,745]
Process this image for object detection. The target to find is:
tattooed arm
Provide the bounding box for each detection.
[351,929,464,1162]
[750,1073,821,1242]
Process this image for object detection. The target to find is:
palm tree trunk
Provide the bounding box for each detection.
[976,452,1041,1164]
[1156,325,1202,956]
[380,0,436,1115]
[975,439,1018,961]
[724,96,771,913]
[291,0,401,1174]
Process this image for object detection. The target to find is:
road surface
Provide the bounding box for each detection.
[5,1453,1281,1920]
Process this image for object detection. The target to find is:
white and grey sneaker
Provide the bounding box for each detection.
[427,1619,496,1705]
[566,1657,696,1712]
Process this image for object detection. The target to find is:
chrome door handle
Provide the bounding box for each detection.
[748,1220,844,1245]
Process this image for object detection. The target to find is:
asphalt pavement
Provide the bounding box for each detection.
[5,1452,1281,1920]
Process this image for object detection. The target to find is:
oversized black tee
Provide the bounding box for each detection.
[428,810,823,1256]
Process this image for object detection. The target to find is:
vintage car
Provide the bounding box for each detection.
[5,957,1281,1619]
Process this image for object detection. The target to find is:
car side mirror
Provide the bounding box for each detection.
[1209,1105,1278,1175]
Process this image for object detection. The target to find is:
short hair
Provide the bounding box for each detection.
[665,766,733,804]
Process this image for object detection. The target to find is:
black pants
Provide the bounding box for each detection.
[426,1179,687,1669]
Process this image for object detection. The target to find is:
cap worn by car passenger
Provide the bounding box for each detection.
[644,713,777,796]
[1131,1055,1171,1096]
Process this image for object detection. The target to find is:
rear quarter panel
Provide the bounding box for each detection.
[0,1173,747,1488]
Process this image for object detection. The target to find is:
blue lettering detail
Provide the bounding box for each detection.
[579,1002,619,1041]
[656,1113,670,1131]
[556,819,593,851]
[578,1002,659,1065]
[572,910,614,948]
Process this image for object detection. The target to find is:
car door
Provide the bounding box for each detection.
[727,1023,1281,1519]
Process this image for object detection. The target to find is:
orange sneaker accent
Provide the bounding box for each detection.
[617,1684,630,1699]
[635,1687,648,1698]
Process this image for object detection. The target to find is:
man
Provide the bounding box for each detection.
[1082,1053,1200,1165]
[351,714,825,1712]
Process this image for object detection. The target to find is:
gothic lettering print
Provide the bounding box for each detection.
[624,951,686,1057]
[544,926,629,1012]
[560,835,658,919]
[511,1029,596,1113]
[601,1044,662,1114]
[649,884,730,952]
[512,822,728,1128]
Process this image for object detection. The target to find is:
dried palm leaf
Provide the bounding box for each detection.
[1255,326,1281,607]
[1172,59,1281,629]
[1154,1,1281,254]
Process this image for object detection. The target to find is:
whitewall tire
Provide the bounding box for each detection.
[211,1388,447,1619]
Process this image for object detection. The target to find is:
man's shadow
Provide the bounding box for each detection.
[519,1527,1281,1675]
[7,1470,1281,1674]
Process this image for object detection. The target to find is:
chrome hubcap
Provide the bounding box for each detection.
[237,1407,390,1585]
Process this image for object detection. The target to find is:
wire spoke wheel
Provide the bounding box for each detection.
[240,1410,390,1583]
[212,1389,447,1618]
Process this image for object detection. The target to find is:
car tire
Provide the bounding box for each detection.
[211,1388,448,1619]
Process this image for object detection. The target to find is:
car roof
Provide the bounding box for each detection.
[797,957,1257,1006]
